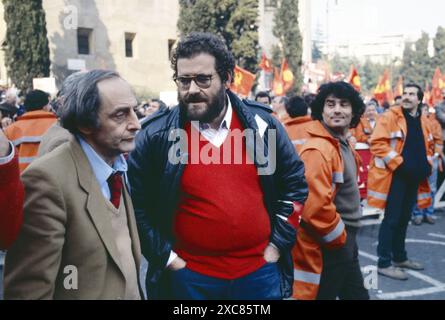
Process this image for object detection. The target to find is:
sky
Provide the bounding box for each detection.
[311,0,445,42]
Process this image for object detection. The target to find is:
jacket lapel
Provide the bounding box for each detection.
[69,139,125,275]
[122,184,141,270]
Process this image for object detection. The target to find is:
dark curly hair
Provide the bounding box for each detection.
[311,82,365,128]
[171,32,235,84]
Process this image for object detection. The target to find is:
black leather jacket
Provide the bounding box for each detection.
[128,90,308,299]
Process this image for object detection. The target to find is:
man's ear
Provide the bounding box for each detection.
[224,72,233,89]
[78,126,94,136]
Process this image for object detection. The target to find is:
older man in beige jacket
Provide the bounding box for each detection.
[4,70,143,300]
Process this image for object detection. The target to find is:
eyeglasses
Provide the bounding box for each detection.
[174,74,214,90]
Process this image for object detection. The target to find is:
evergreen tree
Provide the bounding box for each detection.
[273,0,303,94]
[400,42,419,84]
[271,45,282,69]
[177,0,236,42]
[177,0,258,73]
[400,33,433,86]
[329,54,356,78]
[414,32,434,85]
[361,59,385,94]
[2,0,50,93]
[328,55,382,95]
[226,0,259,72]
[434,26,445,72]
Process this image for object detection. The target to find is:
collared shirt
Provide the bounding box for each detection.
[0,142,15,165]
[191,95,233,147]
[78,137,128,200]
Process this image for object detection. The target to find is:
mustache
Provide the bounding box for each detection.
[184,93,207,103]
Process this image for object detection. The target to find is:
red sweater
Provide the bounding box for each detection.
[173,111,271,279]
[0,153,24,249]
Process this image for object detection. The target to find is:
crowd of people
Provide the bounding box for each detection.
[0,31,443,300]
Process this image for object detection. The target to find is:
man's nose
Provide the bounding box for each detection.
[333,104,342,112]
[188,79,201,94]
[128,108,141,131]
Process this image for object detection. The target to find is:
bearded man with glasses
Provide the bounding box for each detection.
[128,32,308,300]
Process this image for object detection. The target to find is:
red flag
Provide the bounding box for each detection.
[431,67,443,106]
[424,82,432,107]
[347,65,361,92]
[281,59,295,93]
[272,67,284,96]
[393,76,404,98]
[230,65,256,97]
[259,53,273,73]
[374,69,393,105]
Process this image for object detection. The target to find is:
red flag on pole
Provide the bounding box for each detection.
[272,67,284,96]
[374,69,393,105]
[281,59,295,93]
[230,65,256,97]
[431,67,443,106]
[424,82,432,107]
[347,65,361,92]
[393,76,404,99]
[259,53,273,73]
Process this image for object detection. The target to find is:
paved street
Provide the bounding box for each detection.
[357,208,445,300]
[1,209,444,300]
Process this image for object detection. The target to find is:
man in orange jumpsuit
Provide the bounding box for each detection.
[292,82,369,300]
[4,90,57,172]
[283,96,314,154]
[368,84,434,280]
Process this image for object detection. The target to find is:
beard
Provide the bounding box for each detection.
[178,87,226,124]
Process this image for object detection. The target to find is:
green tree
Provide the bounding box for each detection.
[361,59,386,94]
[226,0,259,72]
[414,32,434,84]
[433,26,445,72]
[2,0,50,93]
[177,0,259,73]
[271,44,282,69]
[329,54,356,77]
[401,33,434,86]
[273,0,303,94]
[400,41,419,84]
[328,56,389,95]
[178,0,236,42]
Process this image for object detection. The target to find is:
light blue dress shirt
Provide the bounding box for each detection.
[78,137,128,201]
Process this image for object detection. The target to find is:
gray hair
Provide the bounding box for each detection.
[59,71,86,98]
[59,69,120,135]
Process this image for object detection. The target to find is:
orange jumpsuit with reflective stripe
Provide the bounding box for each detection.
[292,121,361,300]
[367,106,434,209]
[283,115,315,154]
[350,117,376,144]
[4,110,57,172]
[426,113,443,155]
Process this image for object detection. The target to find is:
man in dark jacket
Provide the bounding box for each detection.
[128,32,308,300]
